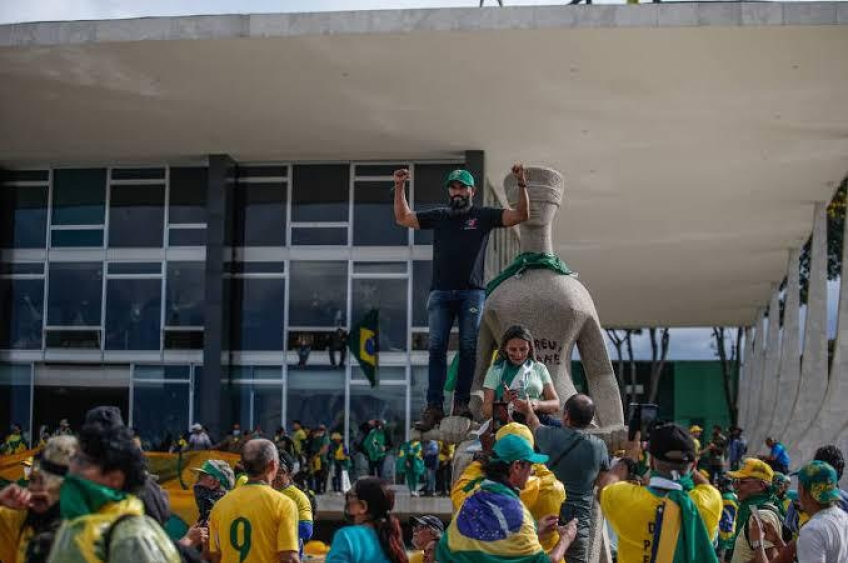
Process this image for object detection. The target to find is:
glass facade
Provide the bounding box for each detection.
[0,159,518,448]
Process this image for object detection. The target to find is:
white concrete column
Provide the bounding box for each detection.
[737,326,754,428]
[803,200,848,462]
[744,311,766,435]
[768,249,801,444]
[785,202,829,463]
[752,288,781,449]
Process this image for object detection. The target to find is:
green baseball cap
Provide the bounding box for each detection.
[192,459,235,490]
[773,472,790,485]
[795,461,841,504]
[492,434,549,465]
[444,169,475,189]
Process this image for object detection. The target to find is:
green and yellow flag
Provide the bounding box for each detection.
[349,308,379,387]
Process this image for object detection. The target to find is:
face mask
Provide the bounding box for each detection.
[23,466,32,479]
[193,484,226,522]
[232,430,241,437]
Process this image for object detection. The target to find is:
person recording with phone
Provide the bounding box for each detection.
[482,325,560,427]
[515,394,609,563]
[596,423,722,563]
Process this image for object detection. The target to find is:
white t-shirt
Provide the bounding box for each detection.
[796,505,848,563]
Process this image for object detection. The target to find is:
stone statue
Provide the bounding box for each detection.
[469,166,624,563]
[412,167,625,563]
[468,166,625,431]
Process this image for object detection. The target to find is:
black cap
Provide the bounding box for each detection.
[410,515,444,532]
[649,423,697,463]
[84,406,125,429]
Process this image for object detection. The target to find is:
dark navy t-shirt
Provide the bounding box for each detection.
[417,206,504,291]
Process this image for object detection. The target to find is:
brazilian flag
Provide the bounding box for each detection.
[349,308,379,387]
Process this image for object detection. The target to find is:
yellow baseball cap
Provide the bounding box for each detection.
[728,458,774,482]
[689,425,703,434]
[495,422,535,447]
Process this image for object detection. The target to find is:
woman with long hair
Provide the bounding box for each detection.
[326,477,408,563]
[481,324,561,426]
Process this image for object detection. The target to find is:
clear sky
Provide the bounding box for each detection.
[0,0,831,25]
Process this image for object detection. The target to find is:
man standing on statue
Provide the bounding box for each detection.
[393,164,530,431]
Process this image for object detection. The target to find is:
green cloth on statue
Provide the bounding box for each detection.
[485,252,573,297]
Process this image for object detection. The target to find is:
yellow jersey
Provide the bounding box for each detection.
[209,482,299,563]
[600,482,722,563]
[0,506,28,563]
[408,550,424,563]
[279,486,313,524]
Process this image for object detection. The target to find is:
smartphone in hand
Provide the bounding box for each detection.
[493,401,509,432]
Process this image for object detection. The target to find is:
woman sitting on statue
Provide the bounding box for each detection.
[481,325,561,427]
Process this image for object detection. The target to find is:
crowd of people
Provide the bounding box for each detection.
[2,166,847,562]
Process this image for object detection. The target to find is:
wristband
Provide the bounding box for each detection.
[750,540,762,549]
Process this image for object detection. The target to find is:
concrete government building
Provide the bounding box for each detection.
[1,3,847,455]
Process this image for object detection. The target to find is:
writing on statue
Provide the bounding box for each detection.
[534,338,564,366]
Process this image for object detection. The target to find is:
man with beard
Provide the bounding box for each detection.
[0,435,77,563]
[394,164,530,431]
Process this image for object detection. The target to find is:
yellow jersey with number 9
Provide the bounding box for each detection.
[209,482,299,563]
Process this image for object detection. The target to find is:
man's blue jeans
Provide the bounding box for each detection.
[426,289,486,409]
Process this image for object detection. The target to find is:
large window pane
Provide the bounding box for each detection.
[50,230,104,248]
[232,183,287,246]
[105,278,162,350]
[169,168,207,224]
[0,278,44,349]
[52,169,106,225]
[412,164,458,245]
[223,374,282,434]
[165,262,205,327]
[132,380,189,451]
[292,165,349,222]
[1,186,48,248]
[353,181,408,246]
[47,263,103,326]
[352,279,408,352]
[108,185,165,248]
[286,368,345,431]
[230,278,285,351]
[349,385,406,450]
[290,228,347,246]
[0,364,32,447]
[289,261,347,327]
[412,260,432,327]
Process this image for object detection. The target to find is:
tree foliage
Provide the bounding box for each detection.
[797,176,847,304]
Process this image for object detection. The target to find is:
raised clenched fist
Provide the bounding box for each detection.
[511,163,527,186]
[393,169,410,188]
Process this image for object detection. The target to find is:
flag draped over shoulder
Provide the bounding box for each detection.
[348,308,379,387]
[437,480,549,563]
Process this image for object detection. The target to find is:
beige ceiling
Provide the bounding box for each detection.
[1,11,847,327]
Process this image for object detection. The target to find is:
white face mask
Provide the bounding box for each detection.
[23,465,32,479]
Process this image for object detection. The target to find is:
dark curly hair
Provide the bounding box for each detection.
[77,422,147,493]
[814,445,845,480]
[353,478,408,563]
